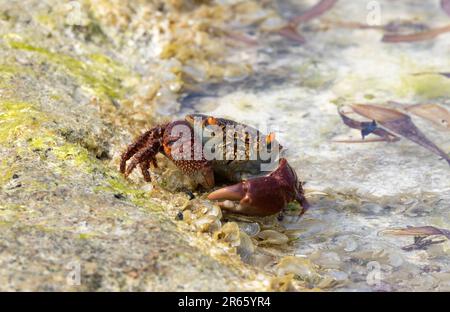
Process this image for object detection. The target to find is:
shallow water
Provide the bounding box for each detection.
[177,0,450,291]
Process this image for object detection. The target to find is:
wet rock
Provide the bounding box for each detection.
[0,0,280,291]
[360,203,384,215]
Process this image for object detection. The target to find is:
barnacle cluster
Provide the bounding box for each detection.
[84,0,294,122]
[162,186,346,291]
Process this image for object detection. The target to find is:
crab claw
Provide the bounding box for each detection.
[207,158,309,217]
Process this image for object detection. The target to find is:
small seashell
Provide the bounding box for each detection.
[189,199,222,220]
[283,230,304,241]
[311,251,341,269]
[322,270,349,288]
[257,230,289,245]
[175,211,184,221]
[194,215,219,233]
[335,235,359,252]
[238,222,260,237]
[182,210,194,224]
[206,204,222,219]
[316,276,338,289]
[208,219,222,233]
[275,256,319,280]
[248,253,275,270]
[213,222,240,247]
[236,231,255,262]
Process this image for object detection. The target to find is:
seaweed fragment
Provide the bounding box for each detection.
[336,104,450,166]
[223,29,258,46]
[277,26,306,44]
[325,19,427,33]
[336,107,400,143]
[442,0,450,16]
[289,0,338,25]
[412,72,450,79]
[278,0,338,43]
[404,103,450,131]
[380,226,450,251]
[382,24,450,43]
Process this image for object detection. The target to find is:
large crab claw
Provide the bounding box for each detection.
[207,158,309,217]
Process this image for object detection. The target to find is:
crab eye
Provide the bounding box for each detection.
[265,132,276,146]
[207,117,217,125]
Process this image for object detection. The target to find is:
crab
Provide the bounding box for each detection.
[120,114,309,217]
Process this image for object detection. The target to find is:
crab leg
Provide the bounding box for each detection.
[124,145,160,180]
[120,129,155,174]
[120,126,165,181]
[139,159,152,182]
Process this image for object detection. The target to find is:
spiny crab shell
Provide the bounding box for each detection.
[120,114,309,217]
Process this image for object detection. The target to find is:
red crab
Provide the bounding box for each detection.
[120,114,309,217]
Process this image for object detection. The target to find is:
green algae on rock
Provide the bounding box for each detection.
[0,101,47,144]
[4,36,134,101]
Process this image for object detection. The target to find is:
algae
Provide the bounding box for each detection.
[0,101,47,144]
[0,157,17,186]
[400,74,450,99]
[0,204,38,224]
[53,143,96,170]
[4,36,133,101]
[96,177,163,213]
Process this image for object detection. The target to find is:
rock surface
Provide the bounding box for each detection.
[0,0,276,291]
